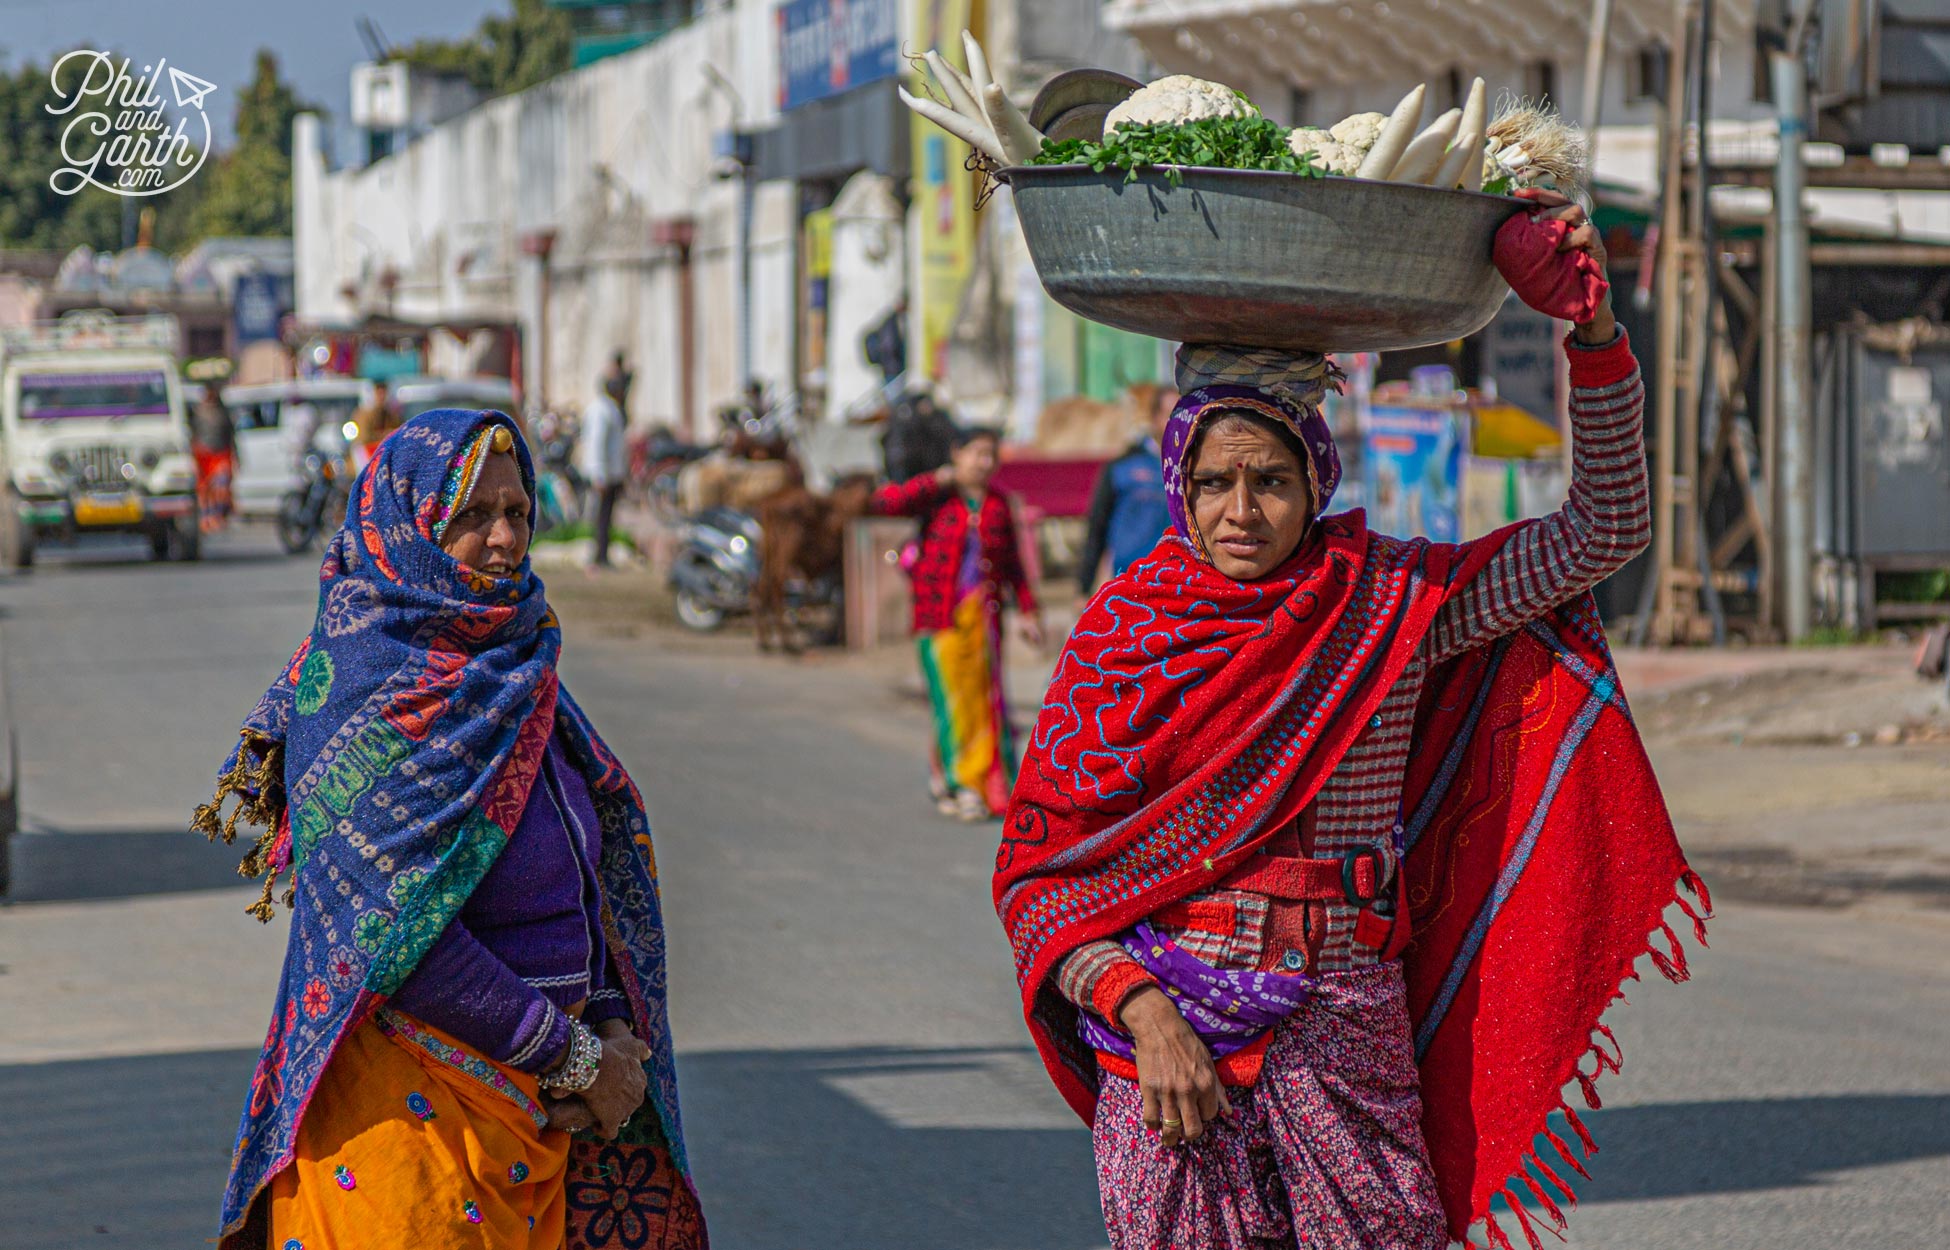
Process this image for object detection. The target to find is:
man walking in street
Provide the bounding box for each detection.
[604,350,634,413]
[579,370,628,568]
[1076,385,1178,595]
[864,296,908,383]
[351,378,400,471]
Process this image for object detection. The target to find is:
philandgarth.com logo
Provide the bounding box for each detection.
[46,50,218,197]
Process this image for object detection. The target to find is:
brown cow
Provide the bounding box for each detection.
[753,473,878,654]
[1032,381,1164,455]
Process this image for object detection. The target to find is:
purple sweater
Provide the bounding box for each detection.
[390,733,629,1073]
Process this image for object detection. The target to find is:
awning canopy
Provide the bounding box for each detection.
[1101,0,1752,91]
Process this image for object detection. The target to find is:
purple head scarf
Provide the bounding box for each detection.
[1162,344,1345,561]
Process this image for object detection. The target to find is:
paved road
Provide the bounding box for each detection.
[0,530,1945,1248]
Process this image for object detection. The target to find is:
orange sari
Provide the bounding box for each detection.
[268,1009,570,1248]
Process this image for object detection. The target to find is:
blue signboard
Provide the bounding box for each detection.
[777,0,900,111]
[232,271,290,345]
[1364,404,1462,544]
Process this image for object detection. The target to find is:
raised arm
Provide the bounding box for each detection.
[872,467,950,517]
[1425,190,1650,661]
[1425,329,1648,663]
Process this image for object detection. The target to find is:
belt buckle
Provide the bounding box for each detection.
[1341,847,1387,908]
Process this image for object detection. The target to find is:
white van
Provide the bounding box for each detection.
[222,378,365,520]
[0,312,198,567]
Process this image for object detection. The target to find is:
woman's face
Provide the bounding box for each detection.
[438,451,530,577]
[1188,415,1313,582]
[951,435,998,493]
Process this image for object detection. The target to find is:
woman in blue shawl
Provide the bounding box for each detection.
[195,409,706,1249]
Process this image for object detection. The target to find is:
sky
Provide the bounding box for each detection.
[1,0,508,157]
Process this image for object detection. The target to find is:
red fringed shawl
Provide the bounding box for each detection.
[995,513,1707,1247]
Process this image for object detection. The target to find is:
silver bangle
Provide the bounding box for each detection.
[541,1017,601,1094]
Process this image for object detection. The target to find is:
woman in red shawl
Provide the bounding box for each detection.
[995,193,1709,1250]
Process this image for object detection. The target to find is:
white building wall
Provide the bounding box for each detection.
[293,0,794,438]
[1161,27,1950,243]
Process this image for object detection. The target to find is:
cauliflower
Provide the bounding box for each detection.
[1104,75,1255,133]
[1328,111,1388,154]
[1286,127,1361,175]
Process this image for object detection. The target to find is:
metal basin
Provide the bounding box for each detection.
[1001,165,1530,354]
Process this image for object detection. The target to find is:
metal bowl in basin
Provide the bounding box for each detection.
[1000,164,1529,354]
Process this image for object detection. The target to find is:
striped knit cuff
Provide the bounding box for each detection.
[1564,327,1636,389]
[508,999,574,1075]
[581,987,632,1029]
[1090,959,1160,1027]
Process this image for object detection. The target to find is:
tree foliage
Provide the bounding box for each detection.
[394,0,573,97]
[187,49,314,240]
[0,56,187,252]
[0,47,309,252]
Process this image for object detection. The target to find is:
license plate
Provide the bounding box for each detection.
[73,493,143,526]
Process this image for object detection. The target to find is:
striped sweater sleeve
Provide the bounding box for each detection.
[1425,329,1650,664]
[1055,939,1157,1023]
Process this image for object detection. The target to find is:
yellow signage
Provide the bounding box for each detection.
[804,207,834,281]
[910,0,979,383]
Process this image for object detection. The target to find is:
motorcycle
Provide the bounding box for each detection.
[668,506,760,632]
[277,448,350,554]
[527,408,584,534]
[667,504,844,639]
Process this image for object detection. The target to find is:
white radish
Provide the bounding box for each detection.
[898,85,1007,164]
[1435,128,1482,189]
[961,30,995,104]
[1389,107,1462,184]
[982,82,1047,165]
[925,49,983,122]
[1356,83,1426,179]
[1435,78,1488,189]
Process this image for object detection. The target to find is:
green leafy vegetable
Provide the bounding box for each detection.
[1483,172,1517,196]
[1031,117,1324,185]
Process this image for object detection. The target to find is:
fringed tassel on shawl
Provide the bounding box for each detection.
[1472,867,1715,1250]
[190,729,292,923]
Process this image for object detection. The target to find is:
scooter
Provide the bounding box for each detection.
[277,449,350,554]
[669,506,761,631]
[667,506,846,637]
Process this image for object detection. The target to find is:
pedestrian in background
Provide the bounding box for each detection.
[604,350,634,413]
[864,295,908,383]
[190,385,237,533]
[195,409,705,1250]
[579,371,628,568]
[1077,385,1178,595]
[873,426,1043,822]
[350,378,399,471]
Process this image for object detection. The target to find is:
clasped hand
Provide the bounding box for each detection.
[1120,985,1232,1149]
[543,1018,652,1139]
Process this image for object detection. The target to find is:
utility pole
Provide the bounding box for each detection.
[1771,49,1813,641]
[1580,0,1617,165]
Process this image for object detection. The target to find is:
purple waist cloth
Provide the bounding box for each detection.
[1077,922,1315,1061]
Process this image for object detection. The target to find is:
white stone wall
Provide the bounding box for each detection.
[293,0,798,438]
[1166,29,1950,243]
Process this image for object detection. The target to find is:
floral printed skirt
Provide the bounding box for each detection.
[267,1010,570,1249]
[1092,961,1447,1250]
